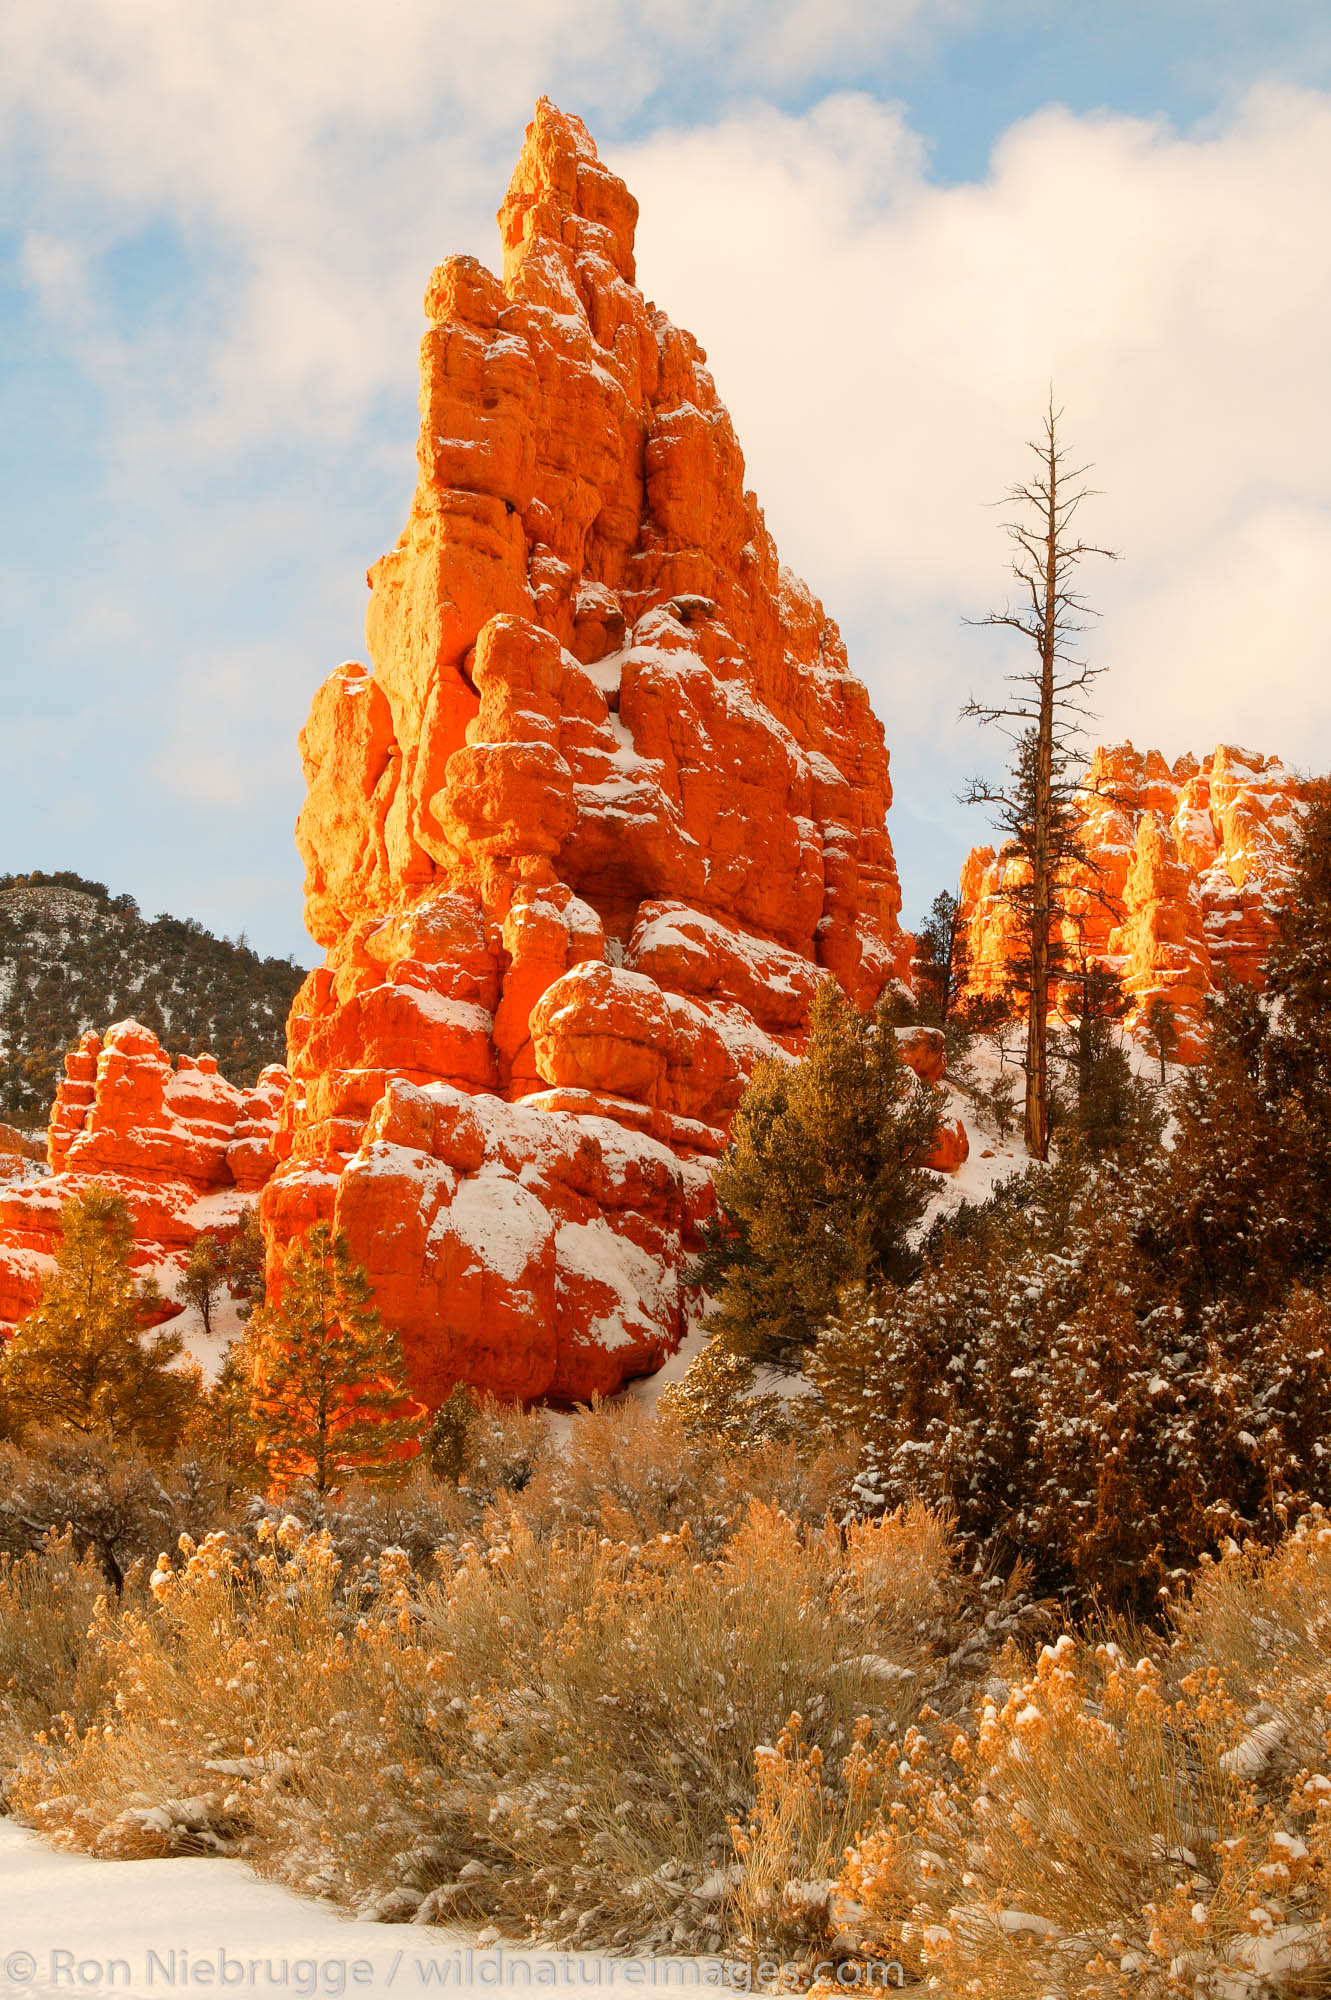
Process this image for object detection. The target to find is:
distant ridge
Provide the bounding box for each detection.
[0,871,305,1127]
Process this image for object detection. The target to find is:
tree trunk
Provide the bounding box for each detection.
[1025,422,1060,1161]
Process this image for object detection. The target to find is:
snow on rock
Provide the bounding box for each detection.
[959,741,1310,1061]
[0,1021,285,1328]
[267,99,919,1409]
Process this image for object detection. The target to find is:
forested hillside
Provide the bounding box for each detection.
[0,871,305,1127]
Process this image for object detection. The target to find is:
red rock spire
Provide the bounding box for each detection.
[268,102,917,1403]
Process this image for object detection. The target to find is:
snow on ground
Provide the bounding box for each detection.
[164,1288,247,1385]
[623,1303,710,1415]
[920,1038,1026,1232]
[925,1022,1183,1230]
[0,1821,734,1997]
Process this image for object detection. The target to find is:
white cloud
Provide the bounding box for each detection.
[0,0,962,460]
[616,84,1331,813]
[3,2,1330,936]
[18,231,93,318]
[647,0,967,87]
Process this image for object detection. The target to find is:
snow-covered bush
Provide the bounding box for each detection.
[0,1430,223,1588]
[812,1129,1331,1611]
[0,1530,115,1797]
[4,1426,962,1957]
[834,1516,1331,1997]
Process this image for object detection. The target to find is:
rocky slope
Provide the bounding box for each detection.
[0,872,304,1127]
[959,743,1308,1055]
[0,1021,286,1327]
[262,98,922,1407]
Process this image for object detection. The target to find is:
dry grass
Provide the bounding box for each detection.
[0,1532,117,1798]
[832,1512,1331,1996]
[1,1400,951,1958]
[513,1395,859,1554]
[29,1403,1331,1984]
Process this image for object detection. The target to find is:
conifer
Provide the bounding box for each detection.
[692,981,942,1371]
[1054,965,1162,1158]
[811,1181,1052,1559]
[0,1184,197,1457]
[961,405,1119,1159]
[914,891,969,1027]
[221,1205,267,1319]
[424,1383,478,1483]
[1146,787,1331,1314]
[241,1222,424,1491]
[1143,993,1177,1084]
[182,1343,266,1494]
[180,1232,225,1335]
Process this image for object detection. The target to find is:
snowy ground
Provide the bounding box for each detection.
[164,1288,246,1385]
[925,1023,1183,1228]
[0,1144,47,1192]
[0,1821,744,1997]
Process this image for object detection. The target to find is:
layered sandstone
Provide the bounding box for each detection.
[268,99,922,1406]
[959,743,1307,1057]
[0,1022,286,1326]
[0,1123,44,1181]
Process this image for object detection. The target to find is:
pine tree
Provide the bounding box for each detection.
[424,1383,478,1483]
[1054,958,1161,1157]
[1263,779,1331,1200]
[976,1066,1019,1140]
[182,1343,266,1495]
[1143,980,1302,1320]
[180,1232,225,1335]
[240,1222,424,1492]
[690,982,943,1372]
[811,1173,1056,1563]
[811,1154,1197,1607]
[914,891,969,1027]
[0,1185,197,1456]
[1142,789,1331,1319]
[1143,994,1177,1085]
[221,1206,266,1319]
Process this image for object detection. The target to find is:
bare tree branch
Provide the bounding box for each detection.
[957,398,1121,1159]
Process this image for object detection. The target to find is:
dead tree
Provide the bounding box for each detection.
[962,400,1118,1160]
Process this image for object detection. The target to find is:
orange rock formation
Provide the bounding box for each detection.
[959,743,1308,1056]
[0,1122,44,1182]
[0,1022,286,1327]
[267,99,919,1406]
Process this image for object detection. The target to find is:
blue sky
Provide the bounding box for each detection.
[2,0,1330,962]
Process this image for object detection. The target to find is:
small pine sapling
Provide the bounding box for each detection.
[980,1069,1018,1140]
[1143,994,1177,1086]
[221,1205,266,1319]
[183,1342,265,1494]
[425,1383,478,1483]
[180,1232,225,1336]
[241,1221,425,1492]
[0,1184,198,1458]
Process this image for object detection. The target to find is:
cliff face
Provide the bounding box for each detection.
[266,99,914,1406]
[0,1021,285,1325]
[959,743,1308,1055]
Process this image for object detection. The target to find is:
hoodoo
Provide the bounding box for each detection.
[0,1022,286,1326]
[958,742,1308,1056]
[264,100,915,1406]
